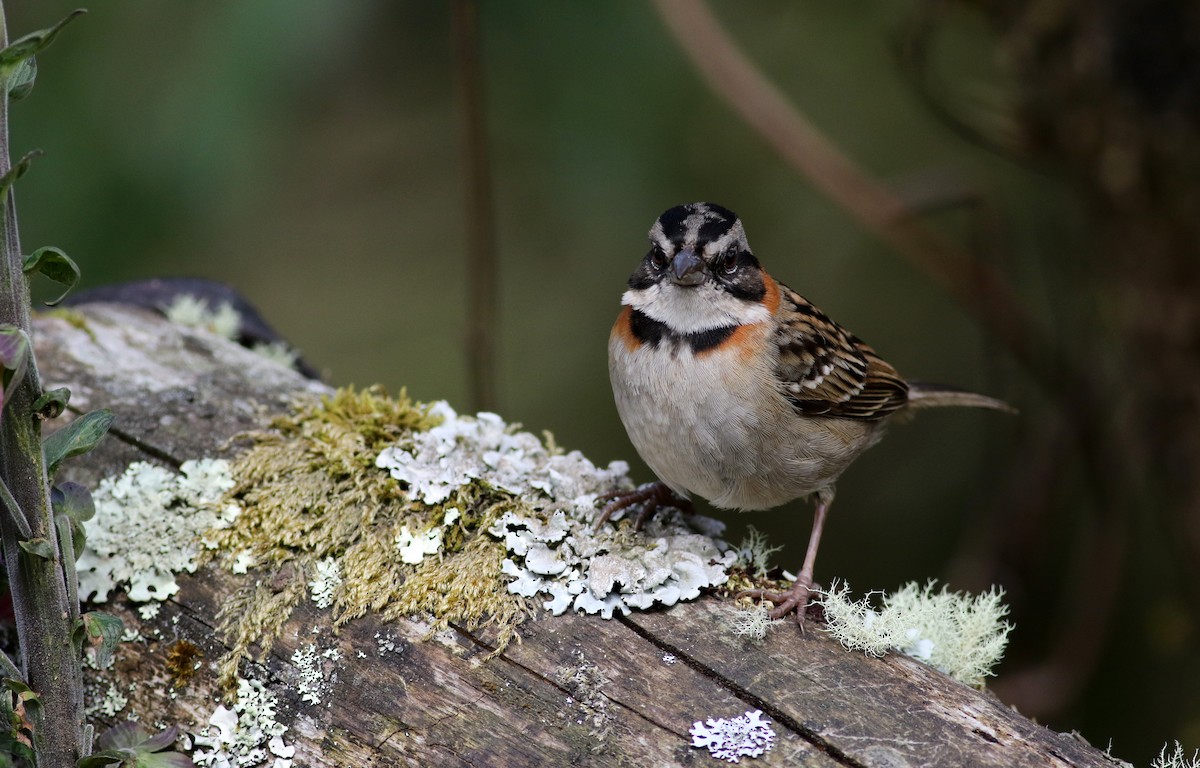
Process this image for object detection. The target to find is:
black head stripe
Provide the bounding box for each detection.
[653,202,740,247]
[655,205,691,241]
[697,211,738,242]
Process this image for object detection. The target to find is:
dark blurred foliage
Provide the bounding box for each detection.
[6,0,1199,761]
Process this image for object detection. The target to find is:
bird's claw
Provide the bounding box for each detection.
[738,576,821,627]
[594,481,692,530]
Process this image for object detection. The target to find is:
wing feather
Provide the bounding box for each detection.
[773,282,909,420]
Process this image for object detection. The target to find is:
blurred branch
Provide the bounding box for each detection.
[651,0,1053,381]
[453,0,498,412]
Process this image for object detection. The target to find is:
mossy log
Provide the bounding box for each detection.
[35,303,1123,768]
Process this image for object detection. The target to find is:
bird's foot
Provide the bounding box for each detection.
[594,481,692,530]
[738,573,822,627]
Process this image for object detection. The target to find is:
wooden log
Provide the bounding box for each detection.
[34,303,1124,768]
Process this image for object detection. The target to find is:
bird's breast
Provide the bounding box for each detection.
[608,308,880,510]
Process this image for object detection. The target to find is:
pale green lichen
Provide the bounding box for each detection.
[190,677,293,768]
[818,580,1013,688]
[79,458,239,603]
[726,603,783,644]
[1155,742,1200,768]
[164,295,241,340]
[732,527,782,580]
[249,340,299,371]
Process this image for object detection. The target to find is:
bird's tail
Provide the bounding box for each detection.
[906,381,1016,413]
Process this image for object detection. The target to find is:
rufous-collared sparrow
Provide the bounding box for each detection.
[604,202,1013,624]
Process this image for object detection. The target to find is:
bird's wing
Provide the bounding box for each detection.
[772,282,909,420]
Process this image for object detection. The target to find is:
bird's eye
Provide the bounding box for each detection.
[649,247,668,271]
[719,249,739,275]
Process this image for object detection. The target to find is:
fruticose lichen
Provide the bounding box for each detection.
[818,580,1013,687]
[690,710,777,763]
[164,295,241,340]
[1155,742,1200,768]
[726,604,783,644]
[164,294,299,370]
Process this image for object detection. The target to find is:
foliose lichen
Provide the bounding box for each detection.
[690,709,777,763]
[376,401,739,619]
[78,458,239,604]
[190,677,294,768]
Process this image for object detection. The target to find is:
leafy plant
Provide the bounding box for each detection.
[0,5,144,766]
[77,725,191,768]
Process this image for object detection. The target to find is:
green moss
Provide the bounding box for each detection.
[40,307,96,341]
[211,385,531,687]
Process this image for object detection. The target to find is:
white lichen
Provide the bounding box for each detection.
[191,677,292,768]
[85,681,129,718]
[818,580,1013,687]
[395,525,443,564]
[493,509,735,619]
[78,459,239,604]
[376,402,629,508]
[290,644,341,707]
[690,709,776,763]
[308,557,342,609]
[164,295,241,340]
[1155,742,1200,768]
[377,402,736,617]
[727,604,782,644]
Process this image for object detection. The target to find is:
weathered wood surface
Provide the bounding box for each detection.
[35,304,1124,768]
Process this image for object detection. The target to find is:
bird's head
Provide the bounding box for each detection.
[622,202,770,332]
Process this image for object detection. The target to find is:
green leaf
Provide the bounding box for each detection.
[0,149,40,197]
[138,752,195,768]
[96,722,150,751]
[43,408,114,476]
[76,751,124,768]
[79,611,123,670]
[33,386,70,419]
[52,481,95,522]
[23,247,80,306]
[89,723,192,768]
[7,57,35,101]
[0,326,30,415]
[17,537,53,560]
[0,9,87,77]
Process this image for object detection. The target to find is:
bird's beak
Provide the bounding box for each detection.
[670,248,705,286]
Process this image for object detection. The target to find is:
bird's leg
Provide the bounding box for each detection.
[738,491,831,626]
[594,481,693,530]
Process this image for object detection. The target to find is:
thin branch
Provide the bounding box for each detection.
[651,0,1057,383]
[453,0,499,413]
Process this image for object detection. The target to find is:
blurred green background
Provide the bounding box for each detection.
[8,1,1198,763]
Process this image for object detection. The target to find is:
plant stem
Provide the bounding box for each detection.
[0,3,86,764]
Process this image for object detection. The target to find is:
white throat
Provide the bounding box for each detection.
[622,282,769,333]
